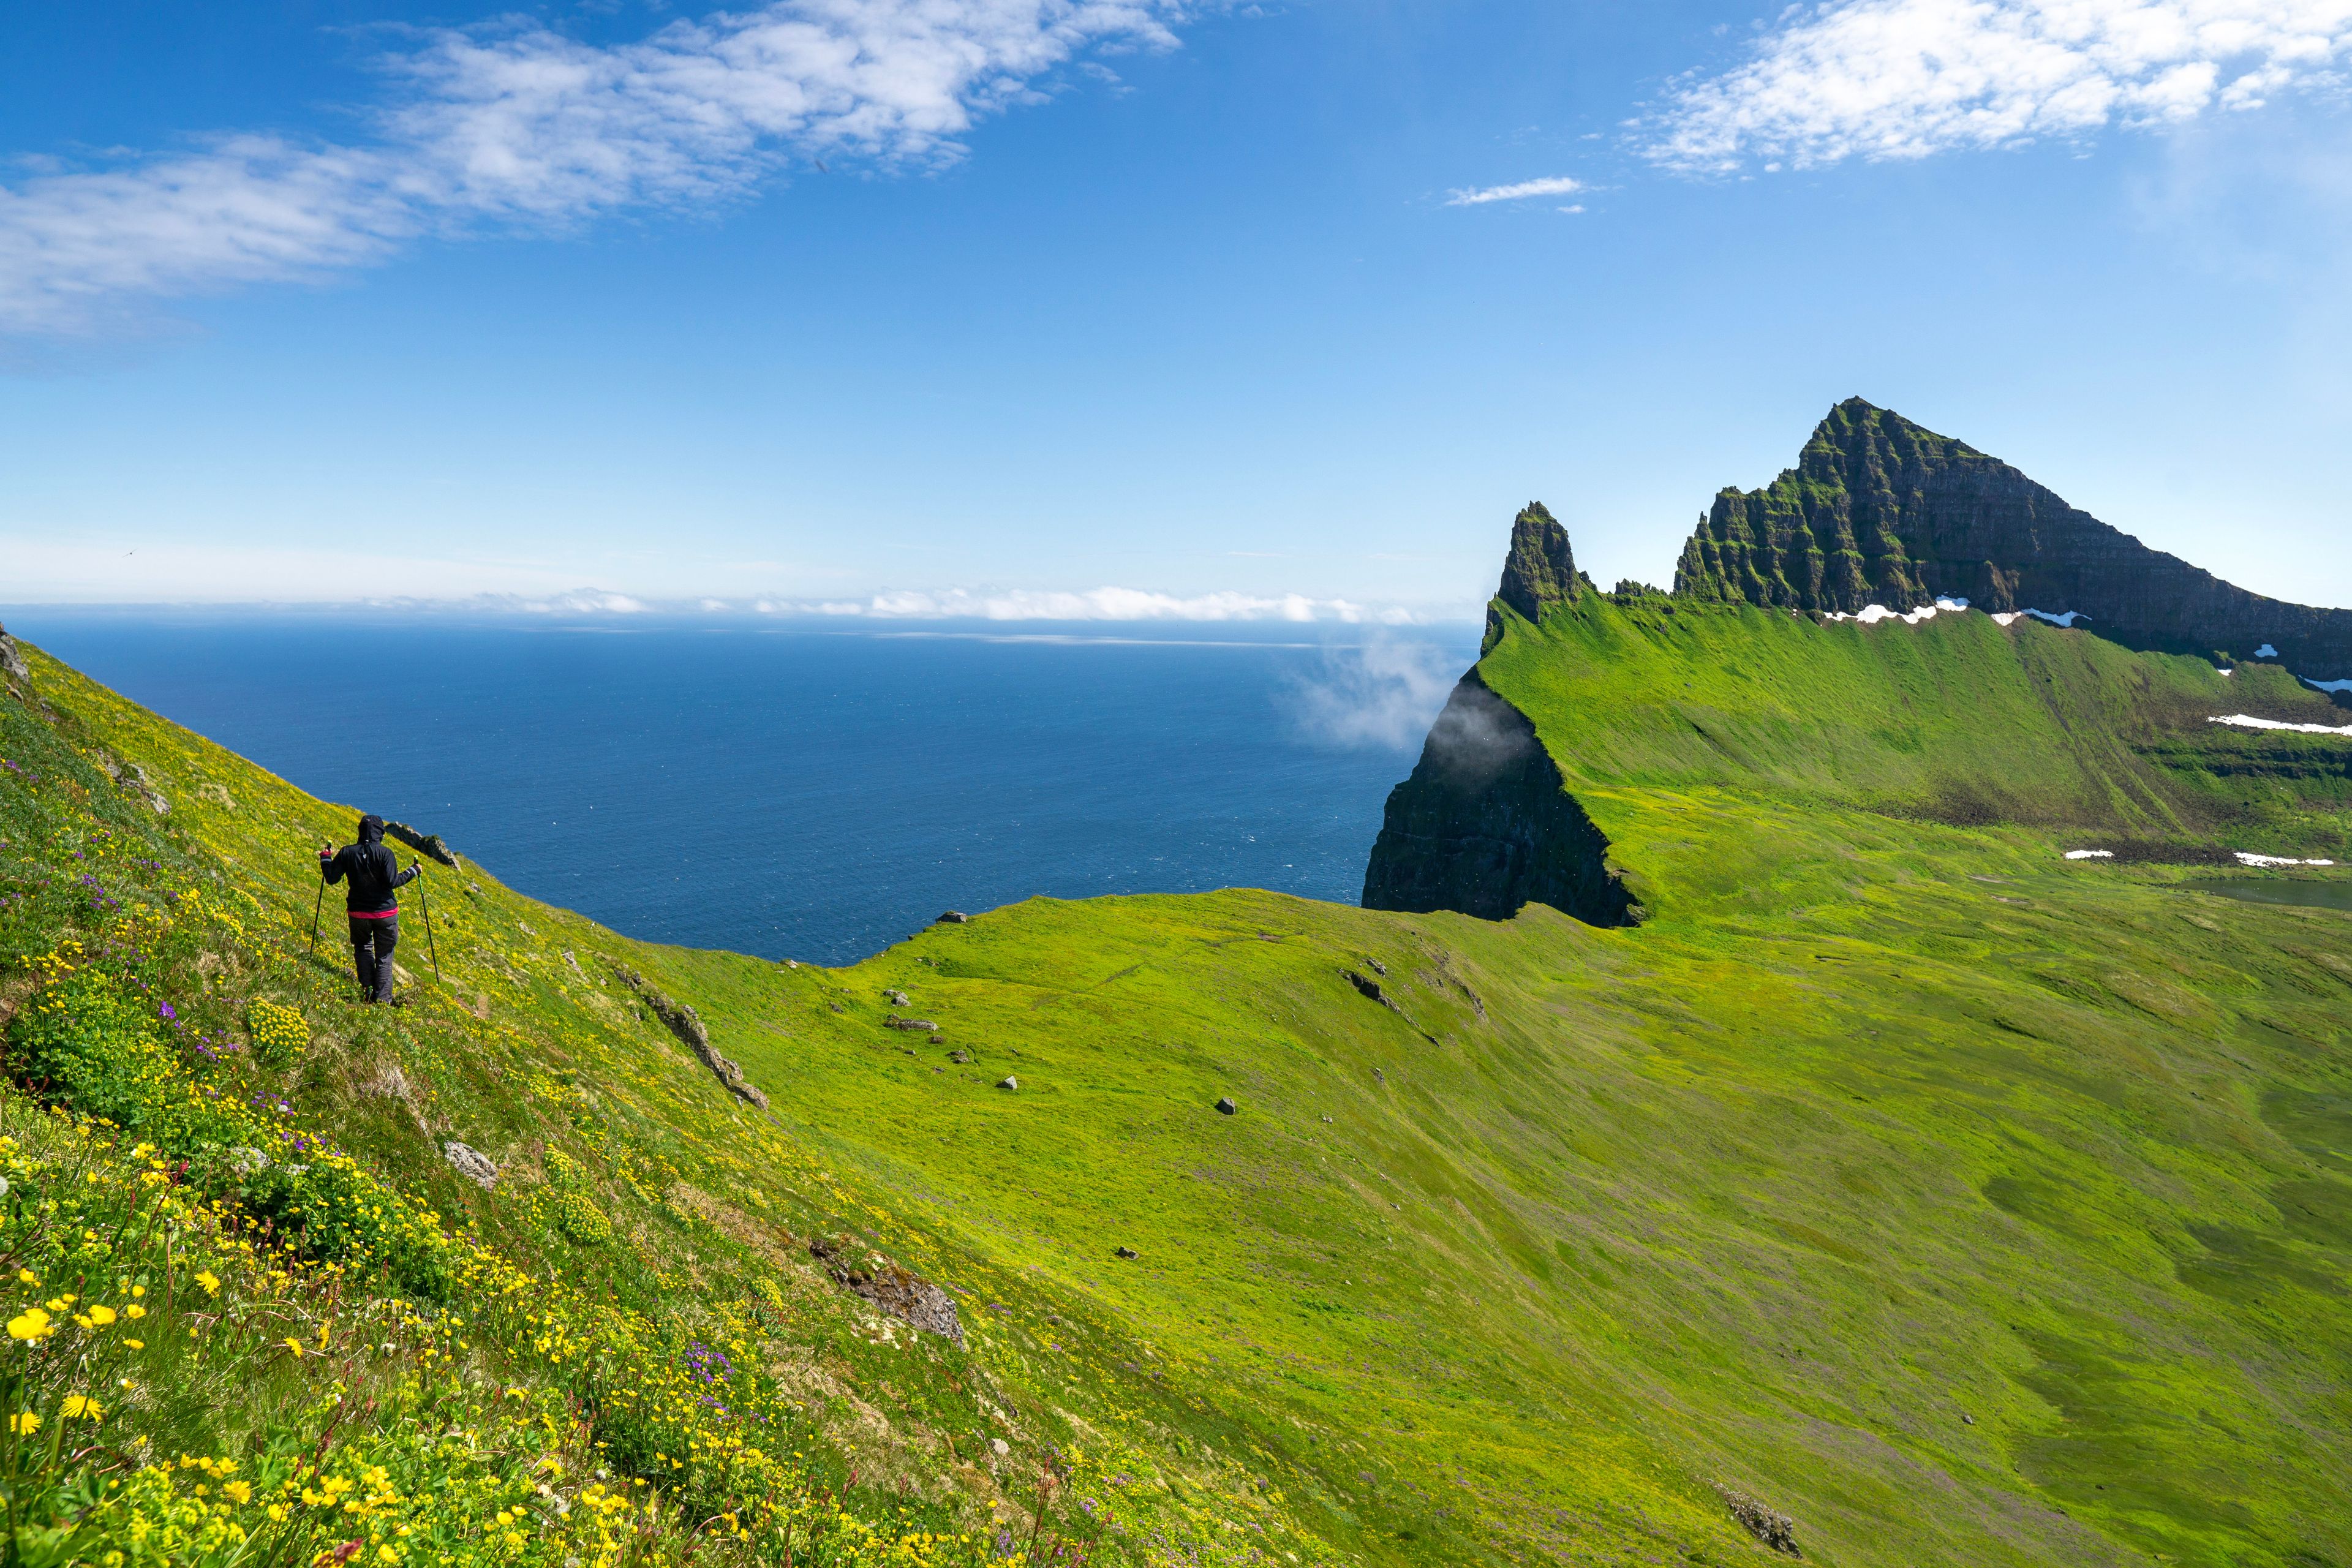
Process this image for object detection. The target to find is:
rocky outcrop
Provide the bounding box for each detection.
[0,623,27,686]
[1362,674,1636,926]
[385,821,462,869]
[1715,1486,1801,1556]
[611,965,771,1110]
[810,1236,964,1345]
[1673,398,2352,679]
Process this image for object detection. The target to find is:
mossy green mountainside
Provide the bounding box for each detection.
[1,440,2350,1568]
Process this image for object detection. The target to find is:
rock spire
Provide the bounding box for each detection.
[1496,502,1581,625]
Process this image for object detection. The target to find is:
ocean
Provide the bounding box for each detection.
[10,613,1477,965]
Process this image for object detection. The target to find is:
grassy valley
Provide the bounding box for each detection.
[1,576,2349,1568]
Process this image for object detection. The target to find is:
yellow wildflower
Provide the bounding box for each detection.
[61,1393,102,1420]
[7,1308,53,1341]
[7,1412,36,1434]
[283,1338,304,1357]
[224,1480,253,1505]
[195,1270,221,1297]
[86,1304,116,1327]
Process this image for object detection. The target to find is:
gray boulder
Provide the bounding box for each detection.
[442,1141,499,1189]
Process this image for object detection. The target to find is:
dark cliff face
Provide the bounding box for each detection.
[1672,398,2352,679]
[1361,674,1636,926]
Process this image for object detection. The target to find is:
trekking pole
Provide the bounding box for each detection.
[308,870,325,954]
[414,865,442,982]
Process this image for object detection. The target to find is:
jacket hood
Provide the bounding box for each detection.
[358,815,385,845]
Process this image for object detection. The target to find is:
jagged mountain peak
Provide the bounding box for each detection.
[1673,402,2352,679]
[1493,502,1583,639]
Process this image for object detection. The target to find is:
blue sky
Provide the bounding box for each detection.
[4,0,2350,617]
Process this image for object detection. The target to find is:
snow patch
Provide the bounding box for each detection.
[2254,643,2280,659]
[2234,852,2339,868]
[1831,602,1953,625]
[2019,608,2087,628]
[2209,714,2352,736]
[2064,850,2115,860]
[2305,677,2352,695]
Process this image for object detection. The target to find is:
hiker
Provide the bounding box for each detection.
[319,814,420,1004]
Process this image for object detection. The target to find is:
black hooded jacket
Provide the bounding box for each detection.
[321,815,418,916]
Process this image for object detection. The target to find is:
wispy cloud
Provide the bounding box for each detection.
[1648,0,2352,173]
[1444,175,1585,206]
[0,0,1188,335]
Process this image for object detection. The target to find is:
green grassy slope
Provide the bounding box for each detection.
[1477,591,2352,915]
[5,598,2351,1568]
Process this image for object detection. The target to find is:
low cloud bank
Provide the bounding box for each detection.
[4,583,1446,624]
[361,587,1433,622]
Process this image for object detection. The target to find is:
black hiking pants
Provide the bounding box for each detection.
[349,913,399,1003]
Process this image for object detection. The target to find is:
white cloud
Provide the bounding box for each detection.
[1649,0,2352,172]
[1444,175,1586,206]
[0,0,1188,334]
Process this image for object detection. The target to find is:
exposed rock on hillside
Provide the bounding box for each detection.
[386,821,462,868]
[442,1140,499,1189]
[611,965,771,1110]
[1716,1486,1801,1556]
[1362,674,1636,926]
[809,1237,964,1345]
[1673,398,2352,679]
[0,624,27,686]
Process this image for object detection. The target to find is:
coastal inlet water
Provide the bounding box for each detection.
[14,614,1477,965]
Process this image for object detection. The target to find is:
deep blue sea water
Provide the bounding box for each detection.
[7,613,1476,965]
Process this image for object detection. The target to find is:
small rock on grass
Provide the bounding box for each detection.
[937,910,970,924]
[442,1141,499,1189]
[1115,1245,1139,1259]
[997,1076,1019,1091]
[1216,1096,1237,1115]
